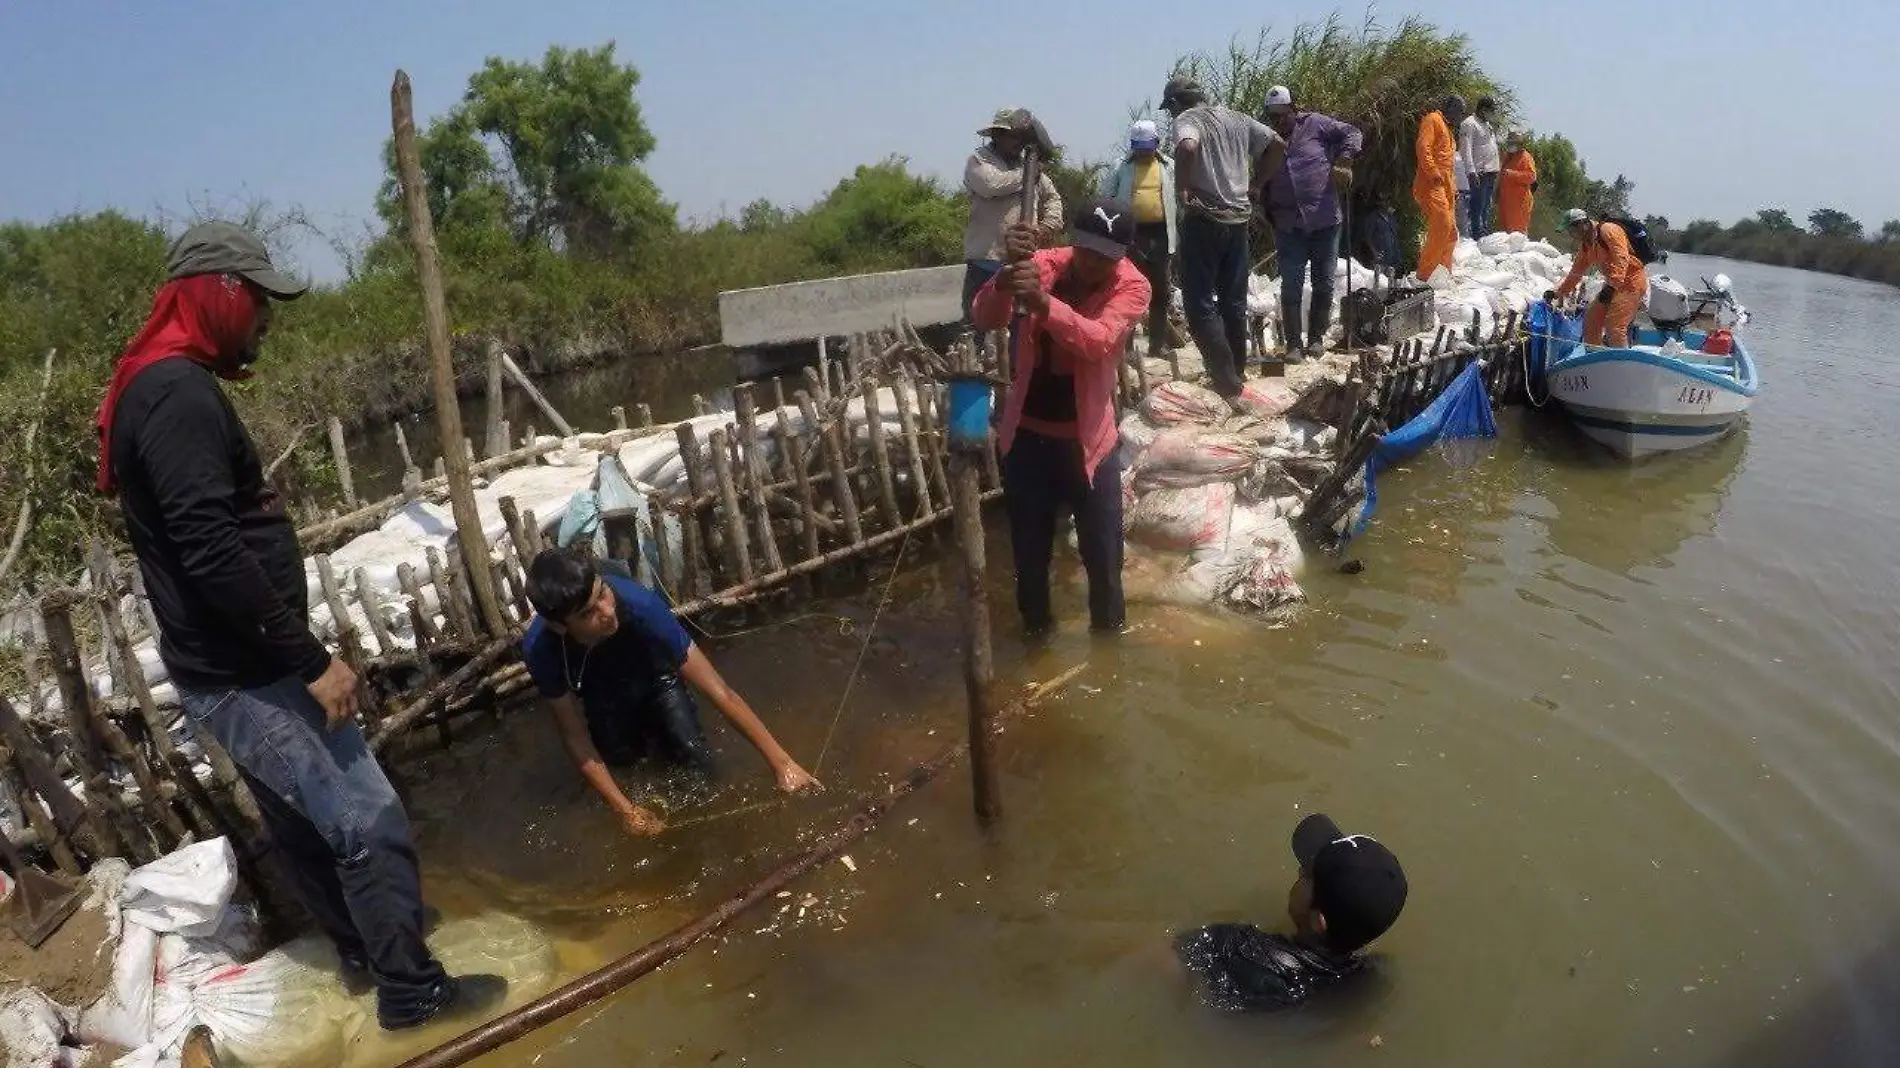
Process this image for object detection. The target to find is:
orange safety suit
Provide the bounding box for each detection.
[1411,111,1458,279]
[1556,222,1649,347]
[1497,148,1537,235]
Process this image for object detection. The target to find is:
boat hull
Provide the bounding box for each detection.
[1546,335,1757,459]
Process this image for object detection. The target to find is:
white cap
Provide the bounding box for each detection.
[1264,85,1293,109]
[1128,119,1160,145]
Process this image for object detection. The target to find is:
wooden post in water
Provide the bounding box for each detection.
[499,351,575,438]
[485,341,508,459]
[859,381,902,530]
[943,347,1001,824]
[707,428,754,584]
[392,69,507,638]
[327,417,358,508]
[731,386,784,575]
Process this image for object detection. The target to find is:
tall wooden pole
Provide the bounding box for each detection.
[946,337,1000,824]
[391,70,507,637]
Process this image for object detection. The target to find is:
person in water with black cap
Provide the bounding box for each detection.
[1174,812,1408,1010]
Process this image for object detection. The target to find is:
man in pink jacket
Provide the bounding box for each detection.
[973,198,1150,633]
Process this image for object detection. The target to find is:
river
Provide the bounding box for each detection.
[350,254,1900,1068]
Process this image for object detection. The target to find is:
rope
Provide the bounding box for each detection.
[631,490,930,829]
[811,497,925,774]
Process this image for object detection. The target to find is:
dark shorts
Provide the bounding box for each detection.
[583,674,715,773]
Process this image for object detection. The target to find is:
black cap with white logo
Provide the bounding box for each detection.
[1292,813,1408,954]
[1070,197,1135,260]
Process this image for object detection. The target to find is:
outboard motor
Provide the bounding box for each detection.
[1646,275,1692,337]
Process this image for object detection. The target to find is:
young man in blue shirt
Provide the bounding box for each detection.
[521,548,819,837]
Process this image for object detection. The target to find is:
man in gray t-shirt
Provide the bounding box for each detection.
[1162,75,1284,398]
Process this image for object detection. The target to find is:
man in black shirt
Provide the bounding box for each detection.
[98,222,503,1031]
[1175,813,1408,1010]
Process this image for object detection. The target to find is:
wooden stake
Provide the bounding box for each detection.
[485,341,508,459]
[522,508,546,556]
[0,744,78,874]
[327,417,358,508]
[731,387,784,576]
[918,382,952,509]
[770,377,788,415]
[693,394,713,417]
[859,381,903,532]
[427,546,470,640]
[611,406,628,431]
[499,351,574,438]
[87,545,192,844]
[647,496,677,596]
[679,501,706,601]
[707,429,754,584]
[0,694,122,861]
[949,450,1000,824]
[368,638,514,754]
[497,496,536,572]
[38,591,104,772]
[392,69,507,638]
[892,372,933,516]
[774,423,822,562]
[803,364,829,407]
[398,563,440,645]
[799,390,862,544]
[353,568,396,657]
[636,403,654,428]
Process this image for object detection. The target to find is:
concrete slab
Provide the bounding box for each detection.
[719,265,964,348]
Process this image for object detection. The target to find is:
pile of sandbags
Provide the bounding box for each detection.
[1119,381,1315,620]
[1236,234,1574,355]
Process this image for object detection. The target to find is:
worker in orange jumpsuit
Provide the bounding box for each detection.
[1411,95,1463,280]
[1495,131,1537,235]
[1553,208,1649,347]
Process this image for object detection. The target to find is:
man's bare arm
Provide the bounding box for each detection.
[545,694,663,834]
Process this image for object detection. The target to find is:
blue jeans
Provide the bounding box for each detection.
[1003,430,1125,631]
[1455,191,1472,237]
[962,260,1002,324]
[1470,171,1498,236]
[181,677,447,1021]
[1177,212,1251,398]
[1361,209,1400,274]
[1275,224,1341,351]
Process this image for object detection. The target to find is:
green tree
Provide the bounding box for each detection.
[1880,219,1900,242]
[1755,208,1798,232]
[1642,214,1670,235]
[1807,207,1863,240]
[380,43,675,257]
[791,158,963,273]
[1044,151,1108,223]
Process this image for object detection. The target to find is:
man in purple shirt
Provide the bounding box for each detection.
[1260,86,1362,364]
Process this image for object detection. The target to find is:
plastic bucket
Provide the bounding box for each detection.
[946,374,993,450]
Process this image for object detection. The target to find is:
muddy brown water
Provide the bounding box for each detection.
[354,255,1900,1067]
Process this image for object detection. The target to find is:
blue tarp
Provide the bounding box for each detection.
[1352,360,1498,536]
[1526,300,1584,390]
[555,454,684,591]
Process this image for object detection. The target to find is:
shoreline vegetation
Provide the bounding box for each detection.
[5,11,1649,581]
[1659,210,1900,290]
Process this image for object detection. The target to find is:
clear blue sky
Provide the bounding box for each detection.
[4,0,1893,281]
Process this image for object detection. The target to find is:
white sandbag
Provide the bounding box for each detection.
[1526,240,1562,257]
[1232,380,1298,421]
[1425,266,1455,291]
[1475,232,1514,256]
[1118,413,1159,456]
[1140,381,1228,427]
[1220,414,1289,446]
[122,838,238,937]
[1470,269,1515,289]
[0,987,78,1068]
[1506,232,1529,252]
[1451,240,1483,267]
[1137,429,1260,488]
[148,938,365,1068]
[1126,483,1236,552]
[82,924,159,1050]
